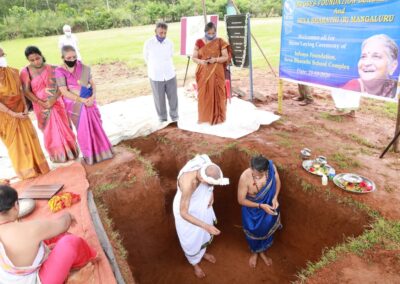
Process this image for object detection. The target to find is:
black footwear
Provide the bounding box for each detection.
[299,99,313,106]
[292,96,305,101]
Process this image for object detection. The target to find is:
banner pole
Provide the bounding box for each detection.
[394,97,400,152]
[231,0,275,76]
[183,56,190,87]
[201,0,207,25]
[247,14,254,102]
[251,35,277,77]
[278,79,283,114]
[381,97,400,158]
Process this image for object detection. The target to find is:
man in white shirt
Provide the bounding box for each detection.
[58,24,82,60]
[143,22,178,122]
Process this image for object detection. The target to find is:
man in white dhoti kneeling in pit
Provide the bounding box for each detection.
[173,154,229,278]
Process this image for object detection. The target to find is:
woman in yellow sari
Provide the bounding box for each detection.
[192,22,230,125]
[0,48,49,179]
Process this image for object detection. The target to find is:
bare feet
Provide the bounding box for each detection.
[203,253,216,264]
[193,264,206,278]
[260,252,272,266]
[249,253,258,268]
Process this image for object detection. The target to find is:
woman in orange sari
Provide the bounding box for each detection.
[192,22,230,125]
[0,48,49,179]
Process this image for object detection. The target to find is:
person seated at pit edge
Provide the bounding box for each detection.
[0,185,97,284]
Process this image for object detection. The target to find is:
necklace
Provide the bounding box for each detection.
[252,171,269,193]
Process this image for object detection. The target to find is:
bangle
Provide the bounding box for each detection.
[258,203,261,209]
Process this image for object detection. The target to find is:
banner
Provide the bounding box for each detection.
[280,0,400,102]
[225,14,249,68]
[180,15,218,56]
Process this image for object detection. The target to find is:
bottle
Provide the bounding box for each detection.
[322,174,328,186]
[328,168,335,180]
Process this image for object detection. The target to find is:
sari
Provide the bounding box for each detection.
[242,160,282,253]
[195,38,230,125]
[0,234,97,284]
[55,61,113,165]
[20,65,79,163]
[0,67,49,179]
[342,78,397,99]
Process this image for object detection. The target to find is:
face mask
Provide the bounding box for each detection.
[64,59,77,68]
[0,57,7,67]
[156,35,165,43]
[205,33,216,41]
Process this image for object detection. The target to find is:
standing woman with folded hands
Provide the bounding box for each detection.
[55,45,113,165]
[0,47,49,179]
[20,46,79,163]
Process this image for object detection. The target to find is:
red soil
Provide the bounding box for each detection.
[84,66,400,283]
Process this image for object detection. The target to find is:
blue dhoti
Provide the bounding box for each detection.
[242,160,282,253]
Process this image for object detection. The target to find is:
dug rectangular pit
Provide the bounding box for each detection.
[96,137,371,283]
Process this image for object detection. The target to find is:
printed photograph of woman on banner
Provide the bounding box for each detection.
[342,34,399,99]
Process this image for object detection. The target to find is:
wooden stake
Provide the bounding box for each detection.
[278,79,283,114]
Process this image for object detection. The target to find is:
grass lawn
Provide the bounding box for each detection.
[1,18,282,70]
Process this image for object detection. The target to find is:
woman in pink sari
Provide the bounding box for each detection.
[55,45,113,165]
[20,46,79,163]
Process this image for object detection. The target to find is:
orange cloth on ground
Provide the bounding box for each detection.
[15,163,117,284]
[195,38,230,125]
[48,192,81,213]
[0,67,49,179]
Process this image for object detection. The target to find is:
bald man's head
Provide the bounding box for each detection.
[205,164,221,180]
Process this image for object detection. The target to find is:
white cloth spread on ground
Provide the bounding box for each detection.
[1,91,279,180]
[177,88,280,139]
[172,155,216,265]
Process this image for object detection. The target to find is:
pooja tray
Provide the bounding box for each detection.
[333,173,376,194]
[302,160,335,177]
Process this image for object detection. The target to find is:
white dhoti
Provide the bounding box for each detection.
[173,155,217,265]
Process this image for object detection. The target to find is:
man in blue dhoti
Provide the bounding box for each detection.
[237,155,282,268]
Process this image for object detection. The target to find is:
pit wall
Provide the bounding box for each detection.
[88,140,371,283]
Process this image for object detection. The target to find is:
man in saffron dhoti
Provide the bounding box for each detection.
[237,155,282,268]
[173,154,229,278]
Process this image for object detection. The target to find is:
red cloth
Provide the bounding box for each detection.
[225,79,231,103]
[40,234,97,284]
[195,39,205,49]
[342,79,361,92]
